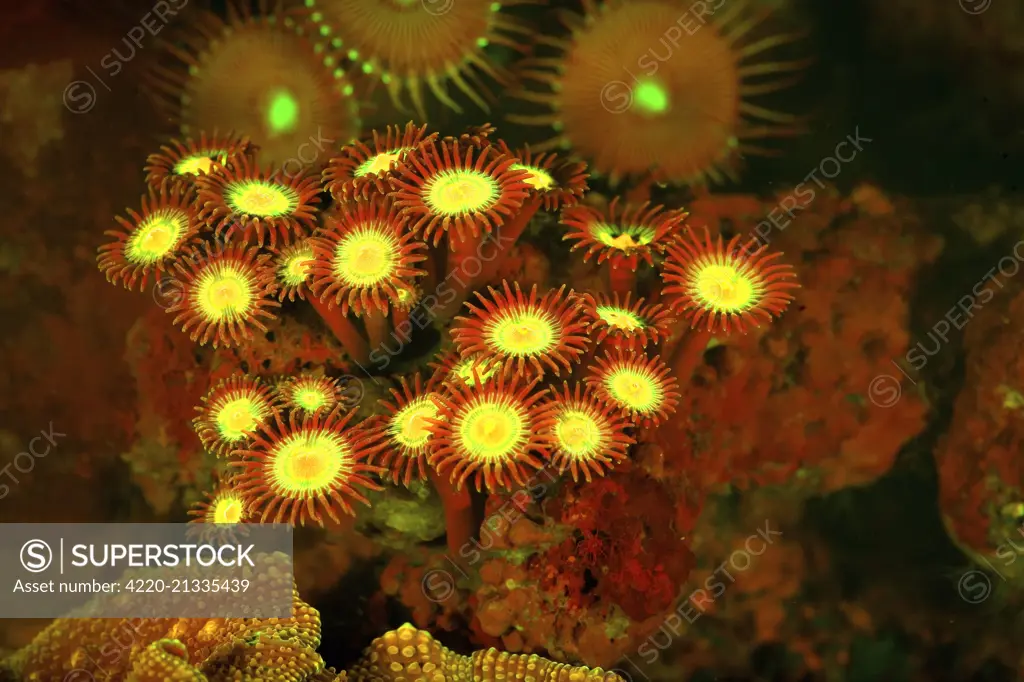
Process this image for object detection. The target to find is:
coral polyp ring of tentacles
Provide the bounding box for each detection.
[194,375,278,457]
[495,140,589,211]
[390,139,530,245]
[273,239,316,302]
[581,292,676,351]
[427,373,554,491]
[561,198,687,271]
[232,409,383,526]
[188,482,250,525]
[276,374,344,415]
[453,281,590,378]
[195,154,321,248]
[167,242,281,348]
[310,198,427,316]
[544,382,634,483]
[511,0,806,185]
[323,122,436,200]
[97,181,201,291]
[305,0,532,117]
[661,228,798,333]
[587,351,680,428]
[143,131,252,188]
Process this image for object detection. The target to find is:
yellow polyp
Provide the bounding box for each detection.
[554,410,601,456]
[453,357,498,385]
[334,227,398,287]
[197,267,252,321]
[271,432,347,495]
[694,263,756,312]
[593,223,654,250]
[490,312,556,356]
[126,211,187,265]
[356,149,408,177]
[608,370,658,411]
[175,153,220,176]
[425,170,498,215]
[216,398,261,441]
[596,306,644,331]
[458,402,524,461]
[283,253,313,285]
[212,495,244,524]
[229,181,295,217]
[510,163,555,191]
[391,397,438,450]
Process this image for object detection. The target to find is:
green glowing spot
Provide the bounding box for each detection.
[596,305,645,331]
[227,180,297,217]
[554,409,603,457]
[265,90,299,135]
[605,367,662,413]
[488,310,556,356]
[632,78,670,115]
[196,263,254,323]
[424,169,498,216]
[476,37,489,48]
[333,225,399,287]
[214,394,266,442]
[362,62,374,74]
[458,401,526,461]
[510,163,554,191]
[347,49,359,61]
[125,209,188,265]
[591,223,656,251]
[269,431,348,495]
[389,396,439,451]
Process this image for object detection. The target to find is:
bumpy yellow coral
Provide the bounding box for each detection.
[2,607,619,681]
[345,623,626,682]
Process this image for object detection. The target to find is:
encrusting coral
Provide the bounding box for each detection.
[0,603,625,681]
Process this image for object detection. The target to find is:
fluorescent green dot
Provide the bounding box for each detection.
[362,62,373,74]
[347,49,359,60]
[633,78,669,115]
[266,90,299,135]
[476,37,488,48]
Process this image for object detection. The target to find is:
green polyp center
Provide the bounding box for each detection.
[510,163,554,191]
[694,263,756,312]
[356,149,409,177]
[596,305,645,331]
[196,265,253,321]
[606,368,660,413]
[215,396,263,441]
[280,249,314,286]
[390,396,438,450]
[633,78,670,116]
[592,223,656,251]
[295,387,329,411]
[489,310,556,357]
[425,170,498,216]
[126,210,188,264]
[175,152,223,176]
[270,432,346,495]
[212,494,244,524]
[334,226,398,286]
[453,357,498,385]
[266,89,300,136]
[458,401,525,461]
[554,410,602,457]
[228,180,297,217]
